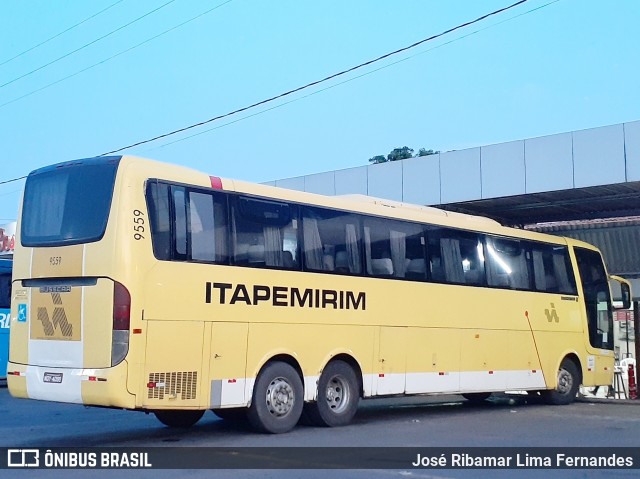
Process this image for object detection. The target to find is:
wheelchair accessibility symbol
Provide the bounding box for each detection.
[17,303,28,322]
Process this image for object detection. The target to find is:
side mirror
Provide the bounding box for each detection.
[610,275,632,310]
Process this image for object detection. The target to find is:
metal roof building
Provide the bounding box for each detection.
[266,120,640,289]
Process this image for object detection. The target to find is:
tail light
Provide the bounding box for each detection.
[111,281,131,366]
[113,281,131,330]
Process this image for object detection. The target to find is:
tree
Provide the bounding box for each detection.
[387,146,414,162]
[416,148,439,157]
[366,146,439,164]
[368,155,387,164]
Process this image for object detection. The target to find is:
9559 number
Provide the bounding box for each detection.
[133,209,145,240]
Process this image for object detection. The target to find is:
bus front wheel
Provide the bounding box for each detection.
[542,359,581,405]
[247,361,303,434]
[154,409,204,428]
[303,360,360,427]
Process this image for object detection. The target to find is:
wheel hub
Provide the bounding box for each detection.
[557,368,573,394]
[266,378,295,416]
[326,376,350,413]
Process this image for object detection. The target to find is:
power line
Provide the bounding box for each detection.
[149,0,560,152]
[0,0,235,110]
[0,0,125,68]
[0,0,535,186]
[100,0,530,156]
[0,0,177,89]
[0,187,23,198]
[0,176,26,186]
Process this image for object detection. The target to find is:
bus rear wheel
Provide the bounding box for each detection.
[247,361,303,434]
[542,359,581,405]
[154,409,204,428]
[303,360,360,427]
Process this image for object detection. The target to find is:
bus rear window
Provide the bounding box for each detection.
[21,158,120,246]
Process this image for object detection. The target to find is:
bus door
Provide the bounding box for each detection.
[574,247,615,385]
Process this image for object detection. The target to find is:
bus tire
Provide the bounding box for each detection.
[542,358,581,405]
[303,360,360,427]
[154,409,204,428]
[212,407,247,422]
[247,361,303,434]
[462,392,492,403]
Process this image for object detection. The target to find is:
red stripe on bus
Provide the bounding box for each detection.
[210,176,223,189]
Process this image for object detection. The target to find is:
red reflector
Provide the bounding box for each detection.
[86,376,107,382]
[228,379,237,383]
[488,371,494,375]
[438,372,445,376]
[147,382,156,388]
[378,374,385,377]
[210,176,223,189]
[8,371,20,376]
[133,329,142,334]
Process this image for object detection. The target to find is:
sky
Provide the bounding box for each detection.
[0,0,639,222]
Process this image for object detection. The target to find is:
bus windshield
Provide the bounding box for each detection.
[21,157,120,246]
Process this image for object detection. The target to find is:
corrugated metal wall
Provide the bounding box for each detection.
[529,220,640,277]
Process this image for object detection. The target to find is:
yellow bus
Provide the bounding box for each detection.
[7,155,630,433]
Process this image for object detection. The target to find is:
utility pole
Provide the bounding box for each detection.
[635,301,640,372]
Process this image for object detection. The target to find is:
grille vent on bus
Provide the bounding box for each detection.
[147,371,198,400]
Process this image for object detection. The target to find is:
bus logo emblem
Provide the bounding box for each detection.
[545,303,559,323]
[39,286,71,293]
[36,293,73,338]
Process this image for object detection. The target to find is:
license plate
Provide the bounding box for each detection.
[43,372,63,384]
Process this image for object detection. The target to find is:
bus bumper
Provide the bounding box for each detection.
[6,360,136,409]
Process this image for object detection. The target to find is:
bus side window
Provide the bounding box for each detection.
[232,197,299,270]
[530,244,577,295]
[146,181,228,264]
[485,236,531,290]
[172,187,188,259]
[427,229,445,282]
[146,181,171,260]
[302,207,361,274]
[362,217,425,279]
[430,230,485,286]
[189,191,228,263]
